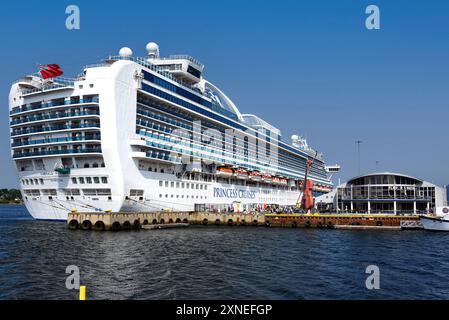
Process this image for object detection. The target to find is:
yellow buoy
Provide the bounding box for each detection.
[79,285,86,300]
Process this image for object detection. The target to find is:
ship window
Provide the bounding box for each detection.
[196,184,199,190]
[165,181,168,187]
[205,185,207,190]
[159,181,163,187]
[170,182,174,188]
[176,182,179,188]
[101,177,108,184]
[39,179,44,185]
[165,194,168,198]
[181,183,185,188]
[92,163,99,168]
[130,189,144,196]
[72,178,77,184]
[86,177,92,184]
[84,163,90,168]
[93,177,100,184]
[159,194,162,198]
[160,169,164,173]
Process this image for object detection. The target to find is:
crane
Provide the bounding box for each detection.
[296,151,318,212]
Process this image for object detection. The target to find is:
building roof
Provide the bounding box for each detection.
[347,172,424,184]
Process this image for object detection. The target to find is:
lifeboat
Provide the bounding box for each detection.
[216,166,233,177]
[272,176,281,184]
[249,171,262,181]
[279,178,288,185]
[262,174,272,183]
[234,168,249,179]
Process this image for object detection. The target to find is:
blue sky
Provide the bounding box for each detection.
[1,0,448,188]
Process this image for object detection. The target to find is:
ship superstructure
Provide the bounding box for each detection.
[9,42,336,220]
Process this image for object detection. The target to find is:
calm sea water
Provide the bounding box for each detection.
[1,205,449,300]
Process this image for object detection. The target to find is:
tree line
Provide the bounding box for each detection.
[0,189,22,204]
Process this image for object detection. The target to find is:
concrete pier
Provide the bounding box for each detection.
[67,212,422,231]
[67,211,265,231]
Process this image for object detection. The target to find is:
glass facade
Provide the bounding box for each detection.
[335,174,436,214]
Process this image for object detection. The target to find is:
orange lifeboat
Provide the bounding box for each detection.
[262,174,272,183]
[216,166,234,177]
[234,168,249,179]
[249,171,262,181]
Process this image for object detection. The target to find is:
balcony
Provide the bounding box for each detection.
[10,110,100,126]
[10,97,99,116]
[11,123,100,137]
[12,135,101,148]
[13,147,102,159]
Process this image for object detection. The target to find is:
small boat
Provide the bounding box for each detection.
[249,171,262,181]
[216,166,233,177]
[262,174,272,183]
[234,168,249,179]
[272,176,280,184]
[420,215,449,231]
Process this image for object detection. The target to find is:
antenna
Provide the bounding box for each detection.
[355,140,363,175]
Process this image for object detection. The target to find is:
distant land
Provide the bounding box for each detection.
[0,189,22,204]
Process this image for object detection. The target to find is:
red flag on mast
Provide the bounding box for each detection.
[39,64,63,79]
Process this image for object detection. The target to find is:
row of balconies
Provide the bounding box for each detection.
[11,109,99,126]
[10,96,99,115]
[13,146,102,159]
[11,121,100,137]
[12,133,101,148]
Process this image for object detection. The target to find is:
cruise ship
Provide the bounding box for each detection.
[9,42,337,220]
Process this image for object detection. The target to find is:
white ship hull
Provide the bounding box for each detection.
[23,175,301,221]
[420,216,449,231]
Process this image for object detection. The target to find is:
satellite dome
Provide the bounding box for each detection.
[119,47,133,58]
[146,42,160,59]
[291,135,299,141]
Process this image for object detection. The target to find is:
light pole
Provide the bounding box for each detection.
[355,140,362,175]
[375,160,380,172]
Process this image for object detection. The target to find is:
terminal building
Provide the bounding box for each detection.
[316,172,447,214]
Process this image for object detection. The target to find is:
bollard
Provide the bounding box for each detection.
[79,285,86,300]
